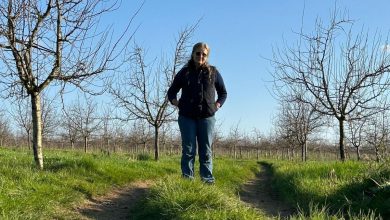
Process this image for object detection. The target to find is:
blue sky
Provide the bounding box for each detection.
[110,0,390,136]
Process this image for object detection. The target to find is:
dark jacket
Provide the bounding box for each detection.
[167,63,227,119]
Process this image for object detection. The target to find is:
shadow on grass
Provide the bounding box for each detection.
[44,157,98,172]
[240,161,296,218]
[266,161,390,219]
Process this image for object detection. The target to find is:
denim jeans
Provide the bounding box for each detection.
[178,115,216,182]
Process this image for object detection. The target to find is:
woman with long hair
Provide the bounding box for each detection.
[167,42,227,184]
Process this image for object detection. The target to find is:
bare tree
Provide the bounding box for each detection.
[40,92,58,140]
[271,10,390,161]
[128,119,152,154]
[65,96,100,153]
[0,1,137,168]
[276,93,323,161]
[365,111,390,162]
[346,118,366,160]
[109,25,197,160]
[11,98,32,149]
[0,109,11,146]
[228,122,242,159]
[159,122,175,156]
[61,108,79,150]
[251,128,263,160]
[212,120,224,153]
[273,107,298,160]
[101,106,115,152]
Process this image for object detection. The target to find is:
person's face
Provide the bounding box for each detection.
[192,47,208,66]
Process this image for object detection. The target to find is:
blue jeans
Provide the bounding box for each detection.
[178,115,216,182]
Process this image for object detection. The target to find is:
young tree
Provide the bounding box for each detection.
[133,120,152,154]
[365,111,390,162]
[271,11,390,161]
[0,109,11,147]
[346,118,366,160]
[61,109,79,150]
[65,96,100,153]
[109,25,197,160]
[251,128,263,160]
[40,92,59,141]
[0,1,137,168]
[273,107,298,160]
[11,99,32,149]
[100,106,115,153]
[276,93,323,161]
[228,122,242,159]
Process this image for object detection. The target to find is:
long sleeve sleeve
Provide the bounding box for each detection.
[167,69,184,103]
[215,71,227,106]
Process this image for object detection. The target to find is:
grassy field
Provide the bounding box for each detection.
[0,147,389,219]
[0,147,264,219]
[269,160,390,219]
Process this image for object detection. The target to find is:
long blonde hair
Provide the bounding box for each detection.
[189,42,216,81]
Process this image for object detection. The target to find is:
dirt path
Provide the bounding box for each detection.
[75,181,151,220]
[73,163,294,219]
[239,162,296,219]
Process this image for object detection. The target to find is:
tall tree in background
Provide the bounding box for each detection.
[110,25,197,160]
[0,0,136,168]
[271,11,390,161]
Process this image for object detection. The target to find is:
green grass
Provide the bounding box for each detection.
[130,159,265,219]
[0,147,178,219]
[0,148,265,219]
[2,146,389,220]
[268,159,390,219]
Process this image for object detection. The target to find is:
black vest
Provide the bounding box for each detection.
[178,66,217,119]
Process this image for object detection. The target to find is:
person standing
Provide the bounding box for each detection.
[167,42,227,184]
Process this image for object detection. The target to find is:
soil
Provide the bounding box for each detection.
[239,162,296,219]
[74,181,151,220]
[74,163,295,219]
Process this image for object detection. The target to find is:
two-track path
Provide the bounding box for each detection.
[75,163,295,219]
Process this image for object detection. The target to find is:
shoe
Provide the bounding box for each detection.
[203,180,215,185]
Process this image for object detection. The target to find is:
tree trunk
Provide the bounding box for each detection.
[84,136,88,153]
[304,142,307,161]
[356,146,361,161]
[27,131,31,150]
[338,119,346,161]
[31,92,44,169]
[375,144,380,162]
[154,126,159,161]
